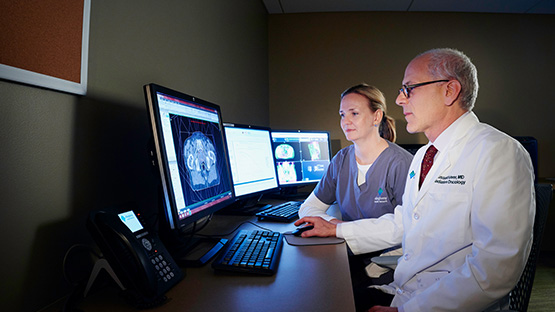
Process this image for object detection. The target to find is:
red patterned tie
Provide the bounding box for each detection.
[419,145,438,189]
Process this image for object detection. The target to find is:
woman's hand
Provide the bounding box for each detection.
[294,216,338,237]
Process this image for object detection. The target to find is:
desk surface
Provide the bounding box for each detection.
[75,206,355,312]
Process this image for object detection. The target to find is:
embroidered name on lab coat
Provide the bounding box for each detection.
[435,175,466,185]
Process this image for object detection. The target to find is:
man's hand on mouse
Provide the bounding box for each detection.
[294,216,338,238]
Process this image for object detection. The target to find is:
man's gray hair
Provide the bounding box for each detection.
[418,48,479,111]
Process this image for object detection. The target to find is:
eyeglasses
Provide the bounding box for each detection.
[399,80,449,98]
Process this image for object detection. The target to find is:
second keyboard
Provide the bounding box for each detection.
[256,201,302,222]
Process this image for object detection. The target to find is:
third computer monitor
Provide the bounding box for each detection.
[271,130,331,188]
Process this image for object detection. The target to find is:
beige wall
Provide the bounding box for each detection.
[268,12,554,178]
[0,1,268,311]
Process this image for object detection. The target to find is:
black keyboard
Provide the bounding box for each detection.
[211,230,283,275]
[256,201,302,222]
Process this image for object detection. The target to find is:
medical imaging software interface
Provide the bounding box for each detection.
[224,125,279,197]
[156,93,232,221]
[271,131,331,185]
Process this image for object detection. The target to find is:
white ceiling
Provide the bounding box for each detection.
[262,0,555,14]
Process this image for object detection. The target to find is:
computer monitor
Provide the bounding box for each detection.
[514,136,538,183]
[144,83,234,265]
[270,130,332,190]
[398,143,425,155]
[223,123,279,205]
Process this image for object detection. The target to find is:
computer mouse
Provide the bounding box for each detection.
[292,225,314,236]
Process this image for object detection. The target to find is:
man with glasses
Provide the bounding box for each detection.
[296,48,535,312]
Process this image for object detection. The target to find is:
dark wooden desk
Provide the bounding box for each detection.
[73,206,355,311]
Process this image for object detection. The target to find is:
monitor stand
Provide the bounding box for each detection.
[170,236,228,267]
[268,186,313,200]
[156,189,228,267]
[158,223,228,267]
[217,197,272,216]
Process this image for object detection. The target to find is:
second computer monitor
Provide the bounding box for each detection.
[224,123,279,199]
[271,130,331,187]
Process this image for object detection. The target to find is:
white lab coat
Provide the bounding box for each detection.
[337,112,535,311]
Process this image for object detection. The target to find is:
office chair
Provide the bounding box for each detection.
[506,183,552,312]
[370,183,553,312]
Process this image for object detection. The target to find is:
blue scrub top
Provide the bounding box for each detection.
[314,141,413,221]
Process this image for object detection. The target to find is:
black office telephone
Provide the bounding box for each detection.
[86,209,183,306]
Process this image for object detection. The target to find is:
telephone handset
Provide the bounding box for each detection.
[86,209,183,305]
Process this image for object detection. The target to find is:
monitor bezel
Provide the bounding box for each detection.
[144,83,235,232]
[223,122,280,201]
[270,129,332,188]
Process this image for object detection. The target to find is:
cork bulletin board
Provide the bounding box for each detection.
[0,0,91,95]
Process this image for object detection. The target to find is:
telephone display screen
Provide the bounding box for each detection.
[118,210,144,233]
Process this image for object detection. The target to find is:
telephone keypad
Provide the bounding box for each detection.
[151,253,176,283]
